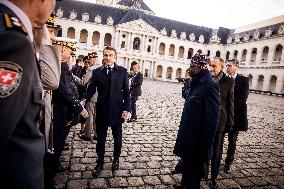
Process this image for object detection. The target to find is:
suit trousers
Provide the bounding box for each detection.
[225,130,239,165]
[85,102,96,138]
[96,124,122,163]
[210,131,225,181]
[130,96,139,119]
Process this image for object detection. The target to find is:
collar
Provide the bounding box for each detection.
[1,0,33,41]
[191,70,210,84]
[232,72,238,79]
[214,71,224,81]
[100,63,119,71]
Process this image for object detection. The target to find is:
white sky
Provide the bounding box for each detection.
[80,0,284,29]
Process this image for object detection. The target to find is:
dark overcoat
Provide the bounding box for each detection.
[174,70,221,162]
[0,4,44,189]
[234,74,249,131]
[84,63,131,126]
[217,72,234,132]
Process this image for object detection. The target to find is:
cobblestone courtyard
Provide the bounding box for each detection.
[55,79,284,189]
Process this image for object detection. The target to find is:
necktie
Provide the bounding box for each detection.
[107,67,112,78]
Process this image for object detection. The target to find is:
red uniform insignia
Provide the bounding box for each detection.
[0,61,23,98]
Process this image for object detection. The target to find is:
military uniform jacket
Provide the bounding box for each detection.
[234,74,249,131]
[83,63,131,126]
[0,4,44,188]
[53,62,83,113]
[130,72,143,96]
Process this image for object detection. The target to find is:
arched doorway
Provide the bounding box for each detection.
[251,48,257,64]
[187,48,193,59]
[166,67,173,79]
[79,29,88,43]
[169,44,175,57]
[269,75,277,92]
[257,75,264,90]
[241,49,247,62]
[178,46,184,58]
[67,27,75,39]
[159,43,165,55]
[104,33,112,46]
[261,46,269,62]
[156,65,163,78]
[274,44,283,62]
[92,31,100,45]
[248,74,253,88]
[176,68,182,78]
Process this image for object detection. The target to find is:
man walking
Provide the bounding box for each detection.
[208,57,234,189]
[224,59,249,173]
[83,46,130,178]
[128,61,143,122]
[174,53,221,189]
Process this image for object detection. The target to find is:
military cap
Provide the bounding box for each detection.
[83,56,89,62]
[46,12,56,28]
[88,52,98,59]
[191,53,210,65]
[53,37,77,51]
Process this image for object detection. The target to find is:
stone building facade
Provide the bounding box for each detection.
[55,0,284,93]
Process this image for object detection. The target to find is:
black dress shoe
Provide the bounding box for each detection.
[210,180,218,189]
[111,159,119,172]
[92,163,103,178]
[224,164,231,174]
[171,159,183,174]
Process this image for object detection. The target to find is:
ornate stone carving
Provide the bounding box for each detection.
[160,27,167,35]
[265,27,273,37]
[278,25,284,35]
[189,33,195,41]
[227,36,232,44]
[69,10,77,20]
[82,13,89,22]
[56,7,63,18]
[94,15,102,24]
[235,34,241,43]
[180,32,186,40]
[243,33,250,41]
[132,0,142,9]
[171,30,177,38]
[117,19,159,34]
[253,30,260,40]
[198,34,204,43]
[107,16,114,25]
[210,33,221,44]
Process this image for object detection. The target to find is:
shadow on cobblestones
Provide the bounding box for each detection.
[54,79,284,189]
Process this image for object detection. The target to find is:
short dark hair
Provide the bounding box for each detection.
[212,57,225,64]
[76,58,82,64]
[103,46,117,55]
[227,59,239,66]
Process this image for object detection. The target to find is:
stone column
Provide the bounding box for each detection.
[255,49,262,65]
[61,27,68,38]
[251,77,258,90]
[165,43,169,57]
[153,61,157,78]
[237,52,242,62]
[114,30,120,48]
[87,30,93,47]
[127,32,132,51]
[75,31,80,42]
[172,68,177,81]
[153,37,157,54]
[267,49,274,66]
[262,78,270,91]
[99,32,105,50]
[184,47,189,59]
[280,49,284,65]
[174,46,179,60]
[246,49,252,66]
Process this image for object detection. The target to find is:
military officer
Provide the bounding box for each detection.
[0,0,55,189]
[45,37,88,188]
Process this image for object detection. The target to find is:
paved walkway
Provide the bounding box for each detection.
[54,79,284,189]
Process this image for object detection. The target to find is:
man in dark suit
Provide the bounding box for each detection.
[128,61,143,122]
[83,46,131,178]
[225,59,249,173]
[174,53,221,189]
[208,57,234,189]
[0,1,55,188]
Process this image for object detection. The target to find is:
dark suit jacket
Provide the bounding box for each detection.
[234,74,249,131]
[130,72,143,96]
[84,63,130,126]
[174,70,221,162]
[0,5,44,189]
[217,72,234,132]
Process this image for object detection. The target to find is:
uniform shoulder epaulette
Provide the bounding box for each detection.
[0,13,27,34]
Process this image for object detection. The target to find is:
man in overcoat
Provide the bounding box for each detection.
[208,57,234,189]
[173,53,221,189]
[225,59,249,173]
[83,46,130,178]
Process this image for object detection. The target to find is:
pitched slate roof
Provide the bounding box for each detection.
[55,0,283,45]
